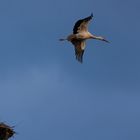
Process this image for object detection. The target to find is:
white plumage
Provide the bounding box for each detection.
[60,13,109,63]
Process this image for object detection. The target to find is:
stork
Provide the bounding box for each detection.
[60,13,109,63]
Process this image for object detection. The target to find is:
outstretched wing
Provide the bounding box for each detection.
[71,39,86,63]
[73,13,93,34]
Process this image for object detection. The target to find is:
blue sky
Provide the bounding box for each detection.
[0,0,140,140]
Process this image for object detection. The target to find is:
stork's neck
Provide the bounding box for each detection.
[90,34,109,43]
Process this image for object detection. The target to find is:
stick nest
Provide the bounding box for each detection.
[0,123,15,140]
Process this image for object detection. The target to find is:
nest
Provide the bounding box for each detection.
[0,123,15,140]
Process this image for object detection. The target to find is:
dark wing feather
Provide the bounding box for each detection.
[73,13,93,34]
[71,39,86,63]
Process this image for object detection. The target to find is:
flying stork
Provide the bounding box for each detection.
[60,13,109,63]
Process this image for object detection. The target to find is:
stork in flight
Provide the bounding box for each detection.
[60,13,109,63]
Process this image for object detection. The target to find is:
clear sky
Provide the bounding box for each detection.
[0,0,140,140]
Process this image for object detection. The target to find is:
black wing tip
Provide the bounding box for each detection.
[75,51,84,63]
[76,57,83,63]
[87,13,93,21]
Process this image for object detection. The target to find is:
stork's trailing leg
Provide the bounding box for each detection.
[59,38,67,41]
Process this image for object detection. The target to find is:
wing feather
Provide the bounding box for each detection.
[73,13,93,34]
[71,39,86,63]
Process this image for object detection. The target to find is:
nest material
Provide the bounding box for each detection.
[0,123,15,140]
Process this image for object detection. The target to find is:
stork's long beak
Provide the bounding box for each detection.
[102,38,110,43]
